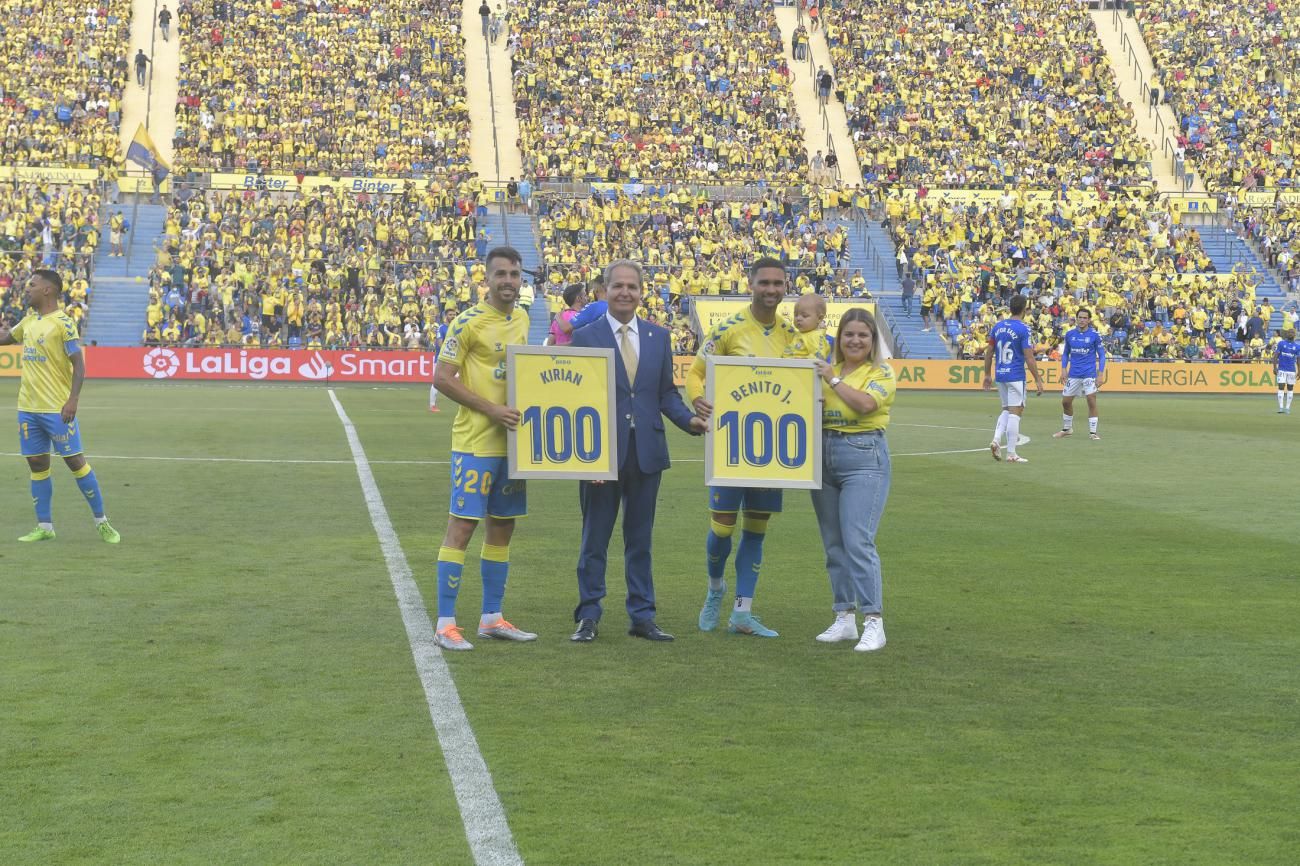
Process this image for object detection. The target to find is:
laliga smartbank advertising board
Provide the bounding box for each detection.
[691,299,876,334]
[81,347,436,383]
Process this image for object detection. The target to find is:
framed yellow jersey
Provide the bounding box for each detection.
[704,356,821,489]
[506,346,618,480]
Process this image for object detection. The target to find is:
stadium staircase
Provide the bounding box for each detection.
[479,209,548,344]
[1198,225,1287,330]
[86,204,167,346]
[847,219,953,359]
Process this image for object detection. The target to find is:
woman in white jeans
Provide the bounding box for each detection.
[810,308,896,652]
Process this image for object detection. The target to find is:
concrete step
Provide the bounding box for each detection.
[845,218,953,358]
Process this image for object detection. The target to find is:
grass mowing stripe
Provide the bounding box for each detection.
[327,388,523,866]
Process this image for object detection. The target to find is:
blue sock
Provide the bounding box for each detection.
[480,543,510,615]
[437,546,466,619]
[706,520,734,582]
[734,522,767,599]
[72,464,104,518]
[31,470,53,523]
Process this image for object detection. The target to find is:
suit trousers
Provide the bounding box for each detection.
[575,430,663,625]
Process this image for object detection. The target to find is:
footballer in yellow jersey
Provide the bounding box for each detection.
[0,270,119,543]
[686,258,794,638]
[430,248,537,650]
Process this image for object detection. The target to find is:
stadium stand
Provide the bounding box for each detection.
[0,0,129,169]
[141,181,489,347]
[533,186,869,334]
[509,0,807,184]
[1,186,101,332]
[0,0,132,335]
[893,188,1279,361]
[822,0,1153,190]
[1138,0,1296,195]
[171,0,471,176]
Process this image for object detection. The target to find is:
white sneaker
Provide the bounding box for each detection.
[815,616,859,643]
[855,616,886,652]
[435,624,474,651]
[1052,429,1071,438]
[477,617,538,641]
[1089,432,1101,440]
[1005,454,1029,464]
[989,440,1002,461]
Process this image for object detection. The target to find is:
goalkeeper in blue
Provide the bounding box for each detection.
[0,270,119,543]
[1275,328,1300,414]
[1054,308,1106,441]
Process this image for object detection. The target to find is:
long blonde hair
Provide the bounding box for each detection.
[832,308,879,366]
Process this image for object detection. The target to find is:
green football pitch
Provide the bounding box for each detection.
[3,381,1298,865]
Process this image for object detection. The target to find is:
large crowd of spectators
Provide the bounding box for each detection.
[172,0,471,177]
[0,0,129,169]
[884,189,1284,360]
[510,0,806,185]
[0,185,99,331]
[140,182,490,347]
[1139,0,1299,195]
[535,187,870,334]
[823,0,1152,190]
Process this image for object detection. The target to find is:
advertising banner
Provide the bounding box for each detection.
[878,360,1279,393]
[506,346,618,480]
[671,357,1278,393]
[0,345,22,377]
[704,357,821,489]
[86,347,435,383]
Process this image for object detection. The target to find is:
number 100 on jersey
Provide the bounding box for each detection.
[507,346,619,480]
[705,357,821,489]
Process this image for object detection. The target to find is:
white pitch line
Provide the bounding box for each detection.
[327,389,522,866]
[892,422,999,432]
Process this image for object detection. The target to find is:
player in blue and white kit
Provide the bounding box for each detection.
[1274,328,1300,414]
[429,308,455,413]
[982,294,1044,464]
[1054,308,1106,440]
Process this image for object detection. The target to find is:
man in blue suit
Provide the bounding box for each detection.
[570,260,705,642]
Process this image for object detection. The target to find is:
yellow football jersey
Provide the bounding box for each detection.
[686,307,797,402]
[12,311,80,413]
[785,328,831,361]
[437,302,528,456]
[822,362,895,433]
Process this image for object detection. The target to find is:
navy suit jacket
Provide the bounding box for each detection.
[571,316,697,474]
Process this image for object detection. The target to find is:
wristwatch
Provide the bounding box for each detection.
[829,376,842,387]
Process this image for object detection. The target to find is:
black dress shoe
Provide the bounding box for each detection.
[628,621,674,641]
[571,618,598,642]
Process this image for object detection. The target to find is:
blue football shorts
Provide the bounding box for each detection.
[707,485,783,515]
[449,452,527,520]
[18,411,84,457]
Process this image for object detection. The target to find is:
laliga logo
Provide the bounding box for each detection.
[297,354,335,380]
[143,347,180,379]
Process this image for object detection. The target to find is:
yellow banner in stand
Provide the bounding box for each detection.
[705,357,821,489]
[692,299,876,335]
[506,346,619,480]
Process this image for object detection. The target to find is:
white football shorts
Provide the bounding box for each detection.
[1062,377,1098,397]
[997,380,1026,408]
[1278,370,1296,386]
